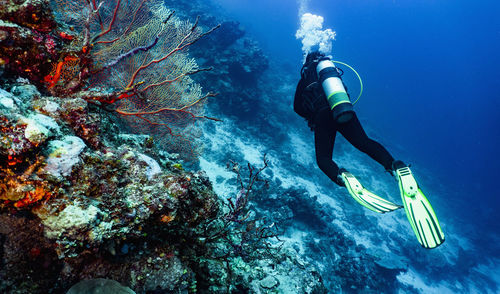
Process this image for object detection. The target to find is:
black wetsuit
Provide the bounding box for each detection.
[294,77,394,186]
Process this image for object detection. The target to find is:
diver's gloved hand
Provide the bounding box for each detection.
[336,168,347,187]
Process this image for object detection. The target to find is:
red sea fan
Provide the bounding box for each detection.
[48,0,219,159]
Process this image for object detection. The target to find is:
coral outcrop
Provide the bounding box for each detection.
[0,77,325,294]
[0,78,217,292]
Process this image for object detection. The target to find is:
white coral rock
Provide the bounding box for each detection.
[42,204,101,239]
[44,136,86,178]
[21,113,60,145]
[137,153,162,180]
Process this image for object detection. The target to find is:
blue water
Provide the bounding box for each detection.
[214,0,500,290]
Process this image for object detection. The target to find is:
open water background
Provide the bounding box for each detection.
[210,0,500,291]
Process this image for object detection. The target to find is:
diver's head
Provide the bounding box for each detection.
[304,51,325,65]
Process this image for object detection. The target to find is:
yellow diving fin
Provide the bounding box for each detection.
[340,170,403,214]
[393,161,445,249]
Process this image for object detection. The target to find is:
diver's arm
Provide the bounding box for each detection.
[293,78,306,113]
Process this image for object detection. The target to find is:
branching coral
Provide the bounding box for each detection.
[201,155,283,260]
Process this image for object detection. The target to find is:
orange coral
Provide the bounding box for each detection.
[14,186,52,208]
[44,56,79,89]
[1,155,53,209]
[7,155,22,166]
[58,31,74,40]
[160,214,175,224]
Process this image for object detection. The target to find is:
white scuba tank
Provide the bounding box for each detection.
[316,58,354,123]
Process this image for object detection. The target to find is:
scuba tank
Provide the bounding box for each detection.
[316,57,354,123]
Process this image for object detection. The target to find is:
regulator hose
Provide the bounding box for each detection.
[332,60,363,105]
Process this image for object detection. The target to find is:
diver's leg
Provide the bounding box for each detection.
[314,112,343,186]
[338,114,394,171]
[321,114,403,212]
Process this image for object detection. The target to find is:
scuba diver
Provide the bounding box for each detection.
[294,51,444,249]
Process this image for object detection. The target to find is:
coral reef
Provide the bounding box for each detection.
[1,0,220,160]
[0,2,327,293]
[0,79,212,292]
[0,80,325,293]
